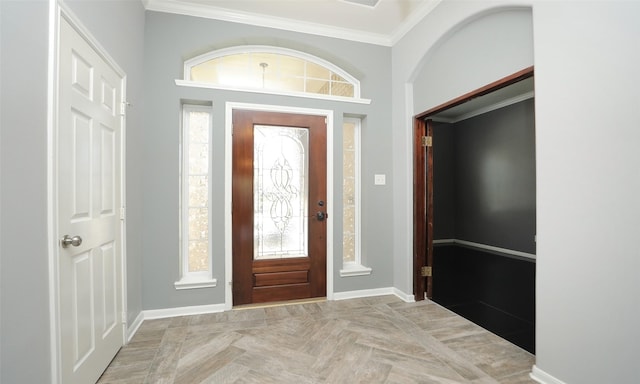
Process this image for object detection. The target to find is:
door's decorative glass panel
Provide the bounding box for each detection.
[254,125,309,260]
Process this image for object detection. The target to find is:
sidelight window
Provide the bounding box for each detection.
[176,104,216,289]
[341,117,371,277]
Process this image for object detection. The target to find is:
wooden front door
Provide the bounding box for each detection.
[232,110,327,305]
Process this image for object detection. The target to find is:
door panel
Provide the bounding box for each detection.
[58,16,123,384]
[232,110,327,305]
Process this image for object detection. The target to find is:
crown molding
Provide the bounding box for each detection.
[144,0,442,46]
[390,0,442,45]
[144,0,395,46]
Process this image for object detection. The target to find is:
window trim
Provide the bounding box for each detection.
[175,104,217,290]
[340,117,371,277]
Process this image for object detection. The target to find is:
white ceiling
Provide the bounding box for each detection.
[144,0,442,46]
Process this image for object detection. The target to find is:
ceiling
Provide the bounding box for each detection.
[144,0,442,46]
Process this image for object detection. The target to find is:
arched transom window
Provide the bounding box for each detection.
[183,46,362,100]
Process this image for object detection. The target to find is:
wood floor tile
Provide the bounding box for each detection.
[99,296,535,383]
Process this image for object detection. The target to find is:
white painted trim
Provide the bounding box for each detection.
[174,278,217,290]
[402,82,415,295]
[392,288,416,303]
[126,312,144,343]
[530,365,567,384]
[224,104,233,311]
[144,0,393,46]
[143,303,227,320]
[48,4,128,383]
[144,0,443,47]
[120,76,129,347]
[179,105,214,284]
[47,1,61,382]
[340,264,372,277]
[224,102,335,307]
[450,91,535,123]
[332,287,414,303]
[175,80,372,105]
[433,239,536,260]
[342,117,368,274]
[333,287,396,301]
[338,0,381,10]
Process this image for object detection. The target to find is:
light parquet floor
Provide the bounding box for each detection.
[98,296,536,384]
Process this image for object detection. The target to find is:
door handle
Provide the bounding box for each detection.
[316,211,327,221]
[61,235,83,248]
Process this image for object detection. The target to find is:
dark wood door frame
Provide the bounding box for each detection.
[413,66,534,301]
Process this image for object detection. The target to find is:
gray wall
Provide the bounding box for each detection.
[393,1,640,382]
[454,99,536,253]
[0,0,145,382]
[1,2,51,382]
[533,2,640,382]
[142,11,394,310]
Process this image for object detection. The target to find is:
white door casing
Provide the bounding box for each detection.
[54,12,125,384]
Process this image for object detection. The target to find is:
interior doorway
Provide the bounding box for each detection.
[232,109,328,306]
[413,66,534,299]
[413,67,536,353]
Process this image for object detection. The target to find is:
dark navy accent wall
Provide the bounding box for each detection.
[454,98,536,253]
[433,98,536,254]
[433,244,535,353]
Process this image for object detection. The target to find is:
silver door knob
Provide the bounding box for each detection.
[61,235,82,248]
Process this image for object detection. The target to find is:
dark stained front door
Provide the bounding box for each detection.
[232,110,327,305]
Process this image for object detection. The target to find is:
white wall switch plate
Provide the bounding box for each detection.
[374,174,386,185]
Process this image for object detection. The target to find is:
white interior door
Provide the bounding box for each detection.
[57,15,124,384]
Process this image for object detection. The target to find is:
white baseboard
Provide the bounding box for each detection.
[332,287,415,303]
[143,303,227,320]
[333,287,395,301]
[126,311,144,343]
[392,287,416,302]
[127,289,416,342]
[530,365,567,384]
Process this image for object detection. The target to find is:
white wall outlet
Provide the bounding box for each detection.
[374,174,386,185]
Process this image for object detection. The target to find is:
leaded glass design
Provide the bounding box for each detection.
[343,121,357,264]
[184,109,210,273]
[254,125,309,260]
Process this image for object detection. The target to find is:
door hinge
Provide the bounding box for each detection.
[421,266,432,277]
[120,101,131,116]
[120,207,126,221]
[421,136,432,147]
